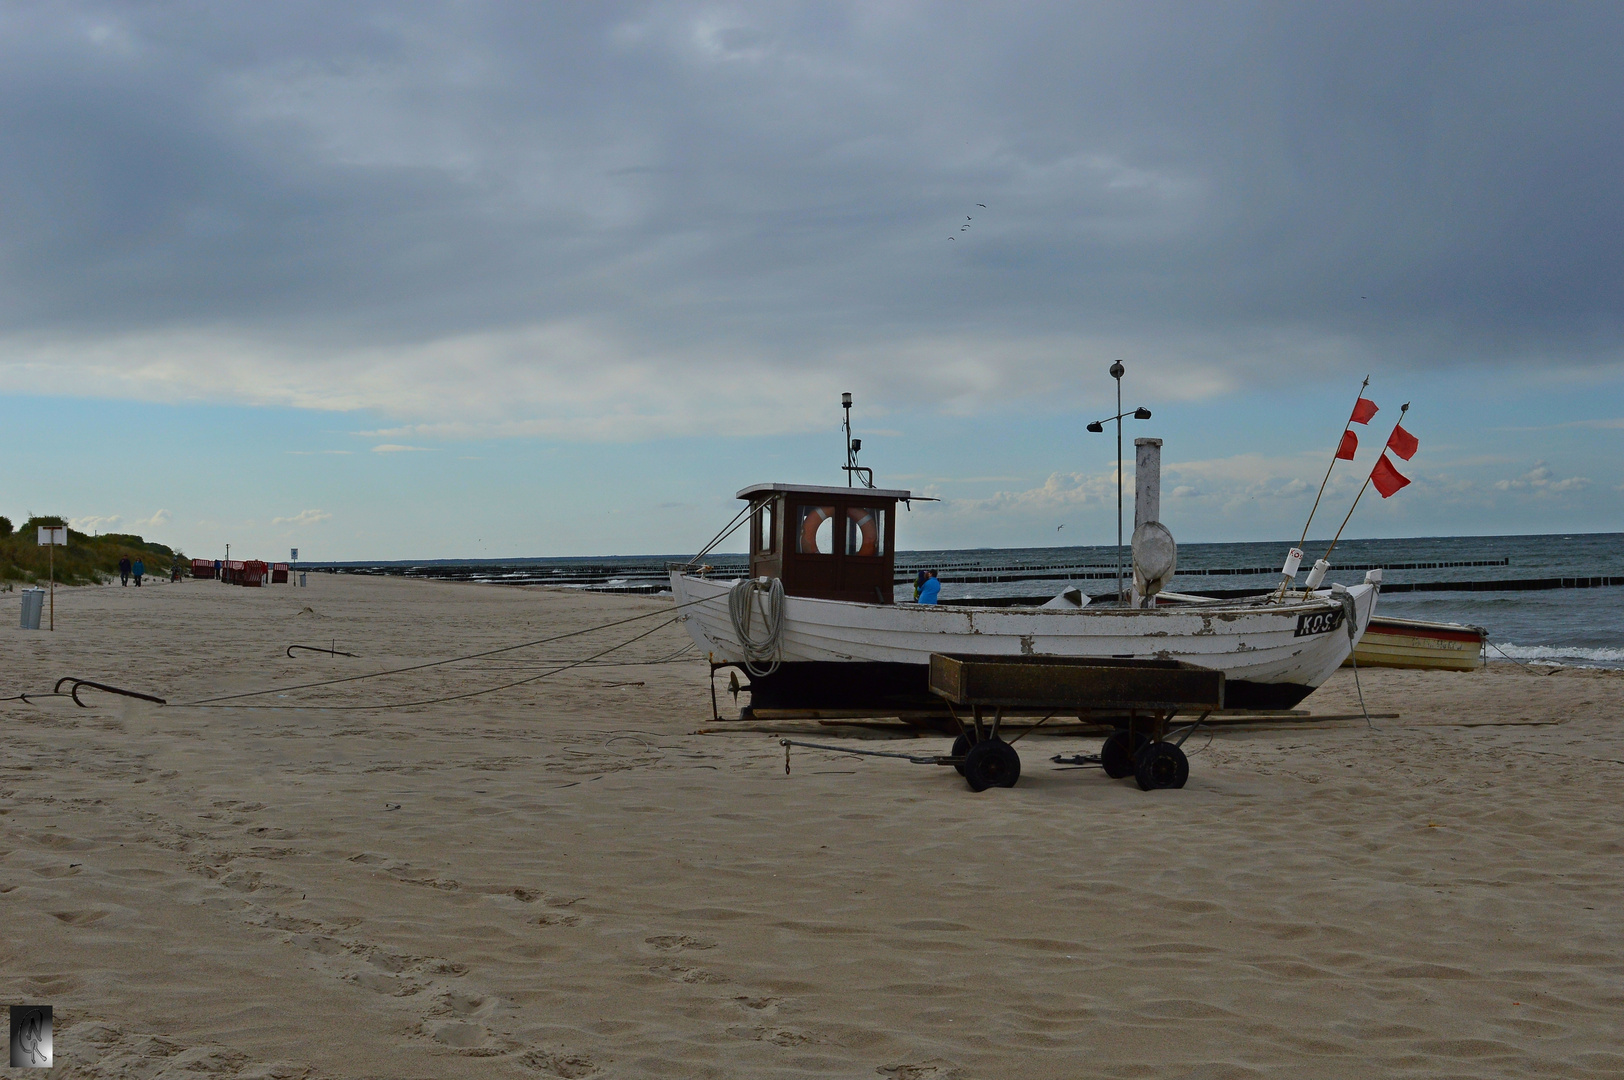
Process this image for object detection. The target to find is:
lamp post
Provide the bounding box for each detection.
[1085,362,1152,603]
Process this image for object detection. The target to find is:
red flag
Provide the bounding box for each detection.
[1370,453,1411,498]
[1335,430,1358,460]
[1386,423,1418,461]
[1349,398,1378,425]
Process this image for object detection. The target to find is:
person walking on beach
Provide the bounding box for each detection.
[118,555,131,586]
[917,570,941,605]
[132,558,145,587]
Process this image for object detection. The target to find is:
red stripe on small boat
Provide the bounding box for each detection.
[1364,624,1483,644]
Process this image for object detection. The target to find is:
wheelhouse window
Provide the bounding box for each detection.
[752,500,778,555]
[845,507,886,557]
[796,505,836,555]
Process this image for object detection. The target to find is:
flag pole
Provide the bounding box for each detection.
[1297,375,1369,548]
[1276,375,1369,600]
[1320,402,1409,568]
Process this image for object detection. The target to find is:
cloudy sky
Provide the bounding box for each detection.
[3,2,1621,559]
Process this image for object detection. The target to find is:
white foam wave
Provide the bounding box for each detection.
[1491,642,1624,666]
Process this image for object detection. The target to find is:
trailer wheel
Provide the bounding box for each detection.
[950,731,975,775]
[964,738,1020,791]
[1100,731,1149,779]
[1133,742,1189,791]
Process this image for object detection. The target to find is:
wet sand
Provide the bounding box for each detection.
[3,573,1623,1078]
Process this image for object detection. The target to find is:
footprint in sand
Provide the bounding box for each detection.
[349,971,425,997]
[33,833,94,850]
[31,864,83,878]
[534,912,582,928]
[60,1019,311,1079]
[647,960,728,984]
[432,990,495,1017]
[519,1049,599,1078]
[644,934,716,951]
[877,1062,963,1080]
[50,909,110,926]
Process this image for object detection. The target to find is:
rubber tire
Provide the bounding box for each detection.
[1100,730,1150,779]
[950,731,975,776]
[963,738,1021,792]
[1133,741,1190,791]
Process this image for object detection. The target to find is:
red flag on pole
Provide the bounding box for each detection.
[1349,398,1378,425]
[1335,430,1358,460]
[1386,424,1418,460]
[1370,453,1411,497]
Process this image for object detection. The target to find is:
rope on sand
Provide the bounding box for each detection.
[180,615,682,711]
[177,592,726,707]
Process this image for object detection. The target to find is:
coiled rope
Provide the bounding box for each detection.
[728,577,785,678]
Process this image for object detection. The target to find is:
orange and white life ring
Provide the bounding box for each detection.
[847,507,878,557]
[800,506,832,554]
[800,506,879,555]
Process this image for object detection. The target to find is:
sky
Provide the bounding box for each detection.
[2,2,1622,560]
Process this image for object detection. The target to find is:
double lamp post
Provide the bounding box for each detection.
[1085,360,1152,603]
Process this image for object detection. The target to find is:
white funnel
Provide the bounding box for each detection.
[1131,438,1175,605]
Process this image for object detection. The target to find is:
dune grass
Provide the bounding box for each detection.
[0,516,186,587]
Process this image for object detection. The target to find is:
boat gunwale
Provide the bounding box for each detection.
[670,571,1358,618]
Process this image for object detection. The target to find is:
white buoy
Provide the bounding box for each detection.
[1280,547,1303,580]
[1303,558,1330,590]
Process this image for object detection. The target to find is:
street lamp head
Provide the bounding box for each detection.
[1086,421,1104,433]
[1133,407,1152,420]
[1109,360,1125,380]
[842,392,853,408]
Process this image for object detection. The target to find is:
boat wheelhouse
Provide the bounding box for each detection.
[737,482,912,606]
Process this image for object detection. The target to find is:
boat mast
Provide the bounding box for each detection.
[841,391,873,489]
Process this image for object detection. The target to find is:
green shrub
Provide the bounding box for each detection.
[0,516,183,586]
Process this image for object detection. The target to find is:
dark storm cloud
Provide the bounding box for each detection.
[2,1,1621,403]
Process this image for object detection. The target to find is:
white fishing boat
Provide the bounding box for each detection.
[672,432,1379,713]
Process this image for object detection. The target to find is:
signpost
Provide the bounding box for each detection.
[291,548,298,561]
[37,525,67,631]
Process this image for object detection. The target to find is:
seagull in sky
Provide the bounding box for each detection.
[978,203,986,208]
[1057,523,1065,531]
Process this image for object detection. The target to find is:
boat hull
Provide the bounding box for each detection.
[1345,615,1485,671]
[673,573,1378,712]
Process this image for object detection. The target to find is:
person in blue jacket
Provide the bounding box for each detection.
[917,570,941,605]
[132,558,145,587]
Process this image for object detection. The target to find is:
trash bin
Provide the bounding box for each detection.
[298,573,308,588]
[20,588,44,630]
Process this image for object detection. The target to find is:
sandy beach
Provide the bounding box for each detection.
[4,573,1623,1078]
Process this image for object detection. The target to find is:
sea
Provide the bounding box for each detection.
[307,532,1624,669]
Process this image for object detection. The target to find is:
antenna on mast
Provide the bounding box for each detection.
[841,391,874,488]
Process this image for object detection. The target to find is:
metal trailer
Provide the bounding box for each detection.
[781,653,1224,793]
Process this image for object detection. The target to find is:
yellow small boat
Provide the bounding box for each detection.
[1347,615,1486,671]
